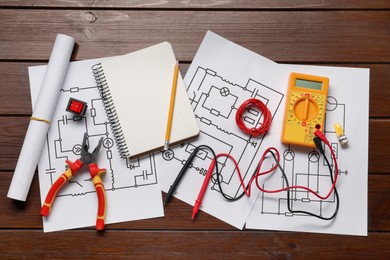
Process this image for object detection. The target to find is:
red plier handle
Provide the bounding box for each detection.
[89,163,107,231]
[40,159,107,231]
[40,159,83,217]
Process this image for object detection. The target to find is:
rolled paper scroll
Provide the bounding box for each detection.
[7,34,75,201]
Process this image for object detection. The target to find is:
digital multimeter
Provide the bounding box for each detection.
[281,72,329,147]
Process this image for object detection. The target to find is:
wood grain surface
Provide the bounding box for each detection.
[0,2,389,259]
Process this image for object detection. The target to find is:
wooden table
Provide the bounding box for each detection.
[1,1,389,258]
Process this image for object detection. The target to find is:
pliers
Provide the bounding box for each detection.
[40,133,107,231]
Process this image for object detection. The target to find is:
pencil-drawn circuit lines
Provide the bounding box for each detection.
[259,96,347,218]
[43,85,158,197]
[184,67,284,199]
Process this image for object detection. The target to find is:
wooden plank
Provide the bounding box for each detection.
[369,119,390,173]
[369,174,390,231]
[1,63,389,117]
[368,64,390,117]
[0,230,389,259]
[0,62,34,115]
[1,0,390,9]
[1,172,389,231]
[0,10,389,62]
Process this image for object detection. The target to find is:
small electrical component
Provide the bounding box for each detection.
[333,122,348,148]
[66,98,88,116]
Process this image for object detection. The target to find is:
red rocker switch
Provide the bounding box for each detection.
[66,98,88,116]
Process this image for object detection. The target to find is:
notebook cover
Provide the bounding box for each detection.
[97,42,199,157]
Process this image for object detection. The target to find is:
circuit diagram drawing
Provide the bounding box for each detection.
[41,84,158,198]
[159,67,284,199]
[259,96,347,218]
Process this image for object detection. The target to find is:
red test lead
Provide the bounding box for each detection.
[196,135,339,220]
[192,157,217,220]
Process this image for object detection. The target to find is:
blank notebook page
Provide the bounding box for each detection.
[98,42,199,157]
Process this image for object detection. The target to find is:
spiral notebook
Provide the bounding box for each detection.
[92,42,199,158]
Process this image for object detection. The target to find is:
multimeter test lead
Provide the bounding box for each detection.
[191,94,339,221]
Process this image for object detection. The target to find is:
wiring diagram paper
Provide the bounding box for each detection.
[29,58,164,232]
[157,31,369,235]
[156,31,285,229]
[246,64,369,236]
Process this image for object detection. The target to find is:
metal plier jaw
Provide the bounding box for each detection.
[80,132,102,165]
[40,133,107,231]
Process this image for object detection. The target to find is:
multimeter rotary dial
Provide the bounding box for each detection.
[293,95,318,122]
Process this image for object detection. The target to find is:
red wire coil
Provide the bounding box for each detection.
[235,98,272,136]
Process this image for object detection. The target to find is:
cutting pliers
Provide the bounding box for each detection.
[40,133,107,230]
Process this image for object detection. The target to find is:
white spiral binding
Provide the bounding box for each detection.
[92,63,130,158]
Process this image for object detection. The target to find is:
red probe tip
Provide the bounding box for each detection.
[40,205,50,217]
[96,219,105,231]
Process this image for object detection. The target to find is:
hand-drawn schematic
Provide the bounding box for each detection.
[163,31,368,235]
[42,85,158,198]
[259,96,346,218]
[158,66,284,202]
[30,60,164,232]
[157,65,350,230]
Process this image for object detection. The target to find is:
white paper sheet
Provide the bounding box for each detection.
[157,31,369,236]
[246,64,369,236]
[29,58,164,232]
[156,31,285,229]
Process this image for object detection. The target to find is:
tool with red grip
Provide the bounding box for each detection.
[40,133,107,231]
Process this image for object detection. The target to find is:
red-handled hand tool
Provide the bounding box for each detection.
[40,133,107,231]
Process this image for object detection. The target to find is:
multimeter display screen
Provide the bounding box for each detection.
[295,79,323,90]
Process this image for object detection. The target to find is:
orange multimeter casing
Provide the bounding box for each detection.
[281,72,329,147]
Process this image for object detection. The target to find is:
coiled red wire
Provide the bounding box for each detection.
[235,98,272,136]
